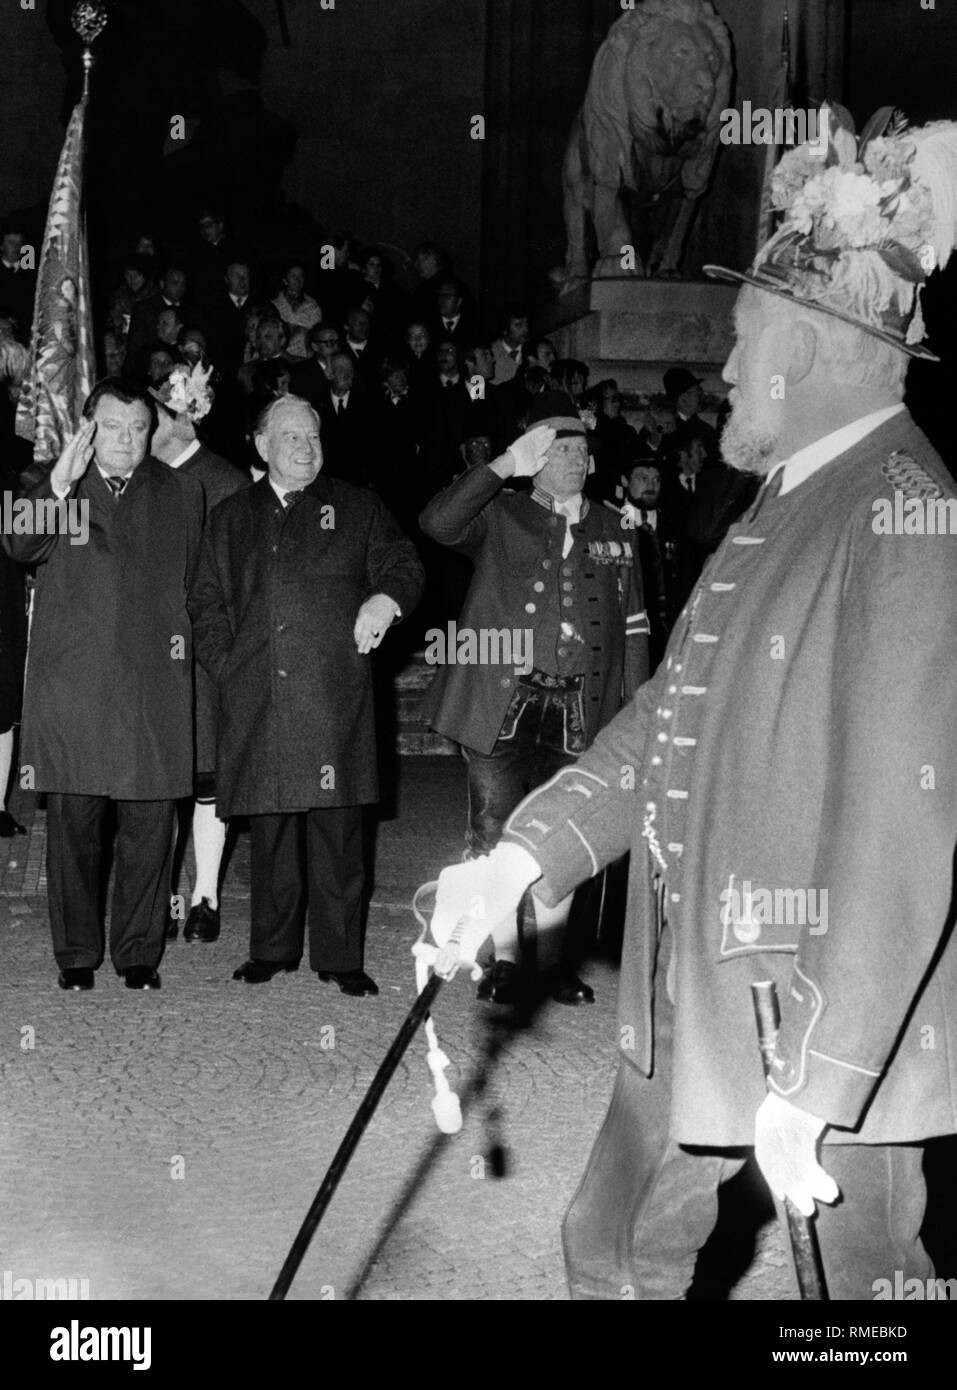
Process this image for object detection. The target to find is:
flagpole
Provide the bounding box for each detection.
[71,2,109,100]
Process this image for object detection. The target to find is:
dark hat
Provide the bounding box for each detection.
[663,367,703,401]
[521,389,585,435]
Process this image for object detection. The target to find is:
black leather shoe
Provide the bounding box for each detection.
[58,967,94,991]
[122,965,161,990]
[233,958,299,984]
[476,960,523,1005]
[551,972,595,1006]
[0,810,26,837]
[184,898,220,943]
[316,969,379,996]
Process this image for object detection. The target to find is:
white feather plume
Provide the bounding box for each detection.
[910,121,957,272]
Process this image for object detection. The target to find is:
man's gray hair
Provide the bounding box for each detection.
[254,393,321,439]
[791,300,908,396]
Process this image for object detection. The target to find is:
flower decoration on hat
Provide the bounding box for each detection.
[157,360,214,422]
[705,106,957,361]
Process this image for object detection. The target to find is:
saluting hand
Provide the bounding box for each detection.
[496,424,556,479]
[50,419,96,494]
[354,593,400,655]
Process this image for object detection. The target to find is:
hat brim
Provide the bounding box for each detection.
[703,264,940,364]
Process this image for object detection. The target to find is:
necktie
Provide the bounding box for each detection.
[508,347,520,362]
[283,490,304,511]
[444,319,454,332]
[335,396,344,414]
[105,476,128,501]
[763,467,784,500]
[747,465,784,521]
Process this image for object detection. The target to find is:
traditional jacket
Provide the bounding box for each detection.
[502,412,957,1147]
[189,474,424,816]
[5,458,203,799]
[419,465,651,754]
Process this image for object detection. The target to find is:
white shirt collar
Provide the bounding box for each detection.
[166,439,202,470]
[269,478,292,503]
[770,404,906,496]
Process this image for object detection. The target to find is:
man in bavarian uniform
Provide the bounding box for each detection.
[429,108,957,1297]
[420,392,650,1006]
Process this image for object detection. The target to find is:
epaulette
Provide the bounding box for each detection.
[880,450,942,501]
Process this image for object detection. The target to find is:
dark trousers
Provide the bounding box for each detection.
[563,934,934,1300]
[462,677,596,971]
[249,807,364,972]
[46,794,176,971]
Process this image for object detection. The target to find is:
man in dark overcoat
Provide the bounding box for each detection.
[189,395,424,995]
[150,361,249,944]
[429,111,957,1298]
[419,392,650,1006]
[5,378,203,991]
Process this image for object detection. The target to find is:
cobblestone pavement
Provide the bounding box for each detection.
[0,760,795,1301]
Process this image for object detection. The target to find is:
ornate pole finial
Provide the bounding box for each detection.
[71,1,109,99]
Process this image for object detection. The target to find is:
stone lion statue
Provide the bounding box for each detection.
[557,0,732,290]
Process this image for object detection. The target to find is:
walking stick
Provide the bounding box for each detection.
[269,881,472,1301]
[751,980,829,1301]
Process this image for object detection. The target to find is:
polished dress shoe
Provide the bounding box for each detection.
[316,969,379,996]
[476,959,523,1005]
[0,810,26,837]
[233,958,299,984]
[551,972,595,1006]
[122,965,161,990]
[184,898,220,943]
[58,967,94,991]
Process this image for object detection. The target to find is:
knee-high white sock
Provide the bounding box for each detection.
[191,801,226,908]
[0,729,13,812]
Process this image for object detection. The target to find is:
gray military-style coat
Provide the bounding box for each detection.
[419,464,650,754]
[189,473,424,816]
[5,457,204,798]
[503,412,957,1148]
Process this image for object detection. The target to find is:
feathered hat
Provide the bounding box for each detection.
[705,106,957,362]
[150,359,215,422]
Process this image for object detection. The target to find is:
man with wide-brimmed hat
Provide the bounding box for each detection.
[420,390,651,1007]
[429,106,957,1297]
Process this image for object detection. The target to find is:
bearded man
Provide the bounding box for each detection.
[429,109,957,1298]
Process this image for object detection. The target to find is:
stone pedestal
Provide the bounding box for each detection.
[546,278,739,398]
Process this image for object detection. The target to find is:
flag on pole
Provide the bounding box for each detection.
[756,4,792,250]
[14,96,96,464]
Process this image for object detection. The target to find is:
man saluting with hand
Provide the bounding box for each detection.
[5,378,204,992]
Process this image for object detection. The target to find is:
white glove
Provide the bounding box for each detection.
[754,1092,840,1217]
[506,424,556,477]
[430,842,542,979]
